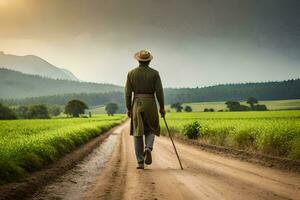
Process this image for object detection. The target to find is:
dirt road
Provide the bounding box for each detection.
[33,121,300,200]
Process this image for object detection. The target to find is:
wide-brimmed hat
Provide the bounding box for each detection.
[134,50,153,61]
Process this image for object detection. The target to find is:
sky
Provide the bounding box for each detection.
[0,0,299,87]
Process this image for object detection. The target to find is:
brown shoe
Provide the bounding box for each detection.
[144,149,152,165]
[136,164,144,169]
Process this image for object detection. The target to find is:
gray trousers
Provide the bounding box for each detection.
[134,133,155,164]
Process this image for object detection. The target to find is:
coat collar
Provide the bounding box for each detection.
[138,63,149,67]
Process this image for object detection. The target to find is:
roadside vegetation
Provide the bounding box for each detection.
[160,111,300,160]
[0,114,125,184]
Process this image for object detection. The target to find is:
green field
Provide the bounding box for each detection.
[88,105,106,114]
[166,99,300,112]
[0,114,125,184]
[160,111,300,160]
[89,99,300,114]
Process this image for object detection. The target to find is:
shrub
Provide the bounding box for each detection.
[27,105,50,119]
[0,103,16,120]
[171,103,183,112]
[204,108,215,112]
[15,106,29,119]
[49,106,61,116]
[184,106,192,112]
[183,121,201,139]
[254,104,268,111]
[225,101,250,111]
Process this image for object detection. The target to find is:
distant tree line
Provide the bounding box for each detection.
[0,103,56,120]
[164,79,300,104]
[0,103,17,119]
[225,97,267,111]
[1,79,299,109]
[170,103,193,112]
[0,92,126,112]
[169,97,267,113]
[0,99,121,120]
[0,100,87,119]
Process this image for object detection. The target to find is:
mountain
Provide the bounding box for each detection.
[60,68,79,80]
[0,69,123,99]
[0,51,78,81]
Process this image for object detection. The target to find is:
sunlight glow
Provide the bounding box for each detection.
[0,0,19,7]
[0,0,8,6]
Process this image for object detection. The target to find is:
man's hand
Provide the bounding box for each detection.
[127,110,132,118]
[160,108,166,118]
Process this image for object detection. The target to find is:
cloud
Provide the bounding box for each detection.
[0,0,299,87]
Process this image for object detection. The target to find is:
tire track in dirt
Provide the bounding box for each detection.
[28,121,300,200]
[86,121,300,200]
[30,122,128,200]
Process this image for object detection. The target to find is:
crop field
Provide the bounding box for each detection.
[0,114,125,184]
[166,99,300,112]
[89,99,300,114]
[160,111,300,160]
[88,105,106,114]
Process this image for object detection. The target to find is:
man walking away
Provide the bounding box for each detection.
[125,50,165,169]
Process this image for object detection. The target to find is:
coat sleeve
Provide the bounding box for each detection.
[125,73,133,111]
[155,72,165,109]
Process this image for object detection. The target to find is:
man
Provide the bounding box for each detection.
[125,50,165,169]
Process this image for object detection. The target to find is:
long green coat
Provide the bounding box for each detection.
[125,64,164,136]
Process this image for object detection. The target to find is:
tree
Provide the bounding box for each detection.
[238,105,251,111]
[49,106,61,116]
[184,105,192,112]
[0,103,16,120]
[171,102,183,112]
[15,105,29,119]
[27,105,49,119]
[254,104,268,111]
[225,101,239,111]
[204,108,215,112]
[225,101,250,111]
[247,97,258,110]
[105,103,119,116]
[65,100,88,117]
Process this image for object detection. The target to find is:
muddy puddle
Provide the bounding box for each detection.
[31,132,120,200]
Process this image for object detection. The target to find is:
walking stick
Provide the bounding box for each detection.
[163,116,184,170]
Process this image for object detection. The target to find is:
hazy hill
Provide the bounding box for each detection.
[164,79,300,104]
[0,51,78,81]
[0,69,123,99]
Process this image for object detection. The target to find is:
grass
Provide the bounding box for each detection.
[88,105,106,114]
[0,114,125,184]
[160,111,300,160]
[166,99,300,112]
